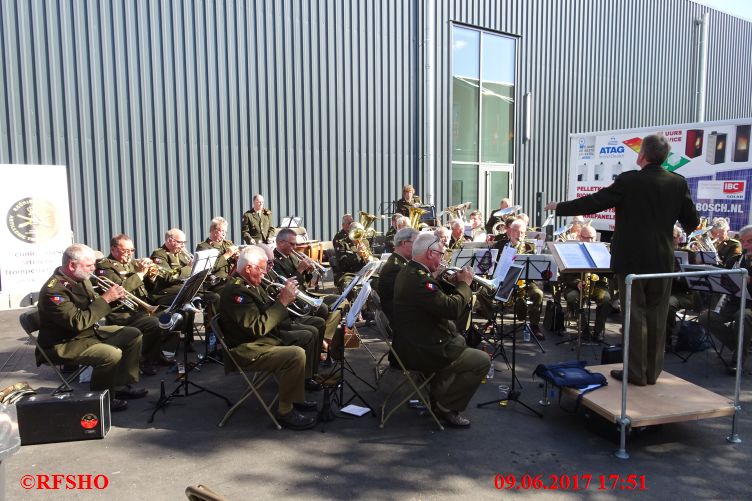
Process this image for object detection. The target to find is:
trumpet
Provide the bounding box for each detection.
[262,270,324,316]
[182,249,194,262]
[291,249,329,274]
[439,266,497,291]
[89,274,159,316]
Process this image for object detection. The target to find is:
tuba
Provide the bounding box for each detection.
[358,210,377,239]
[408,206,428,229]
[440,202,471,225]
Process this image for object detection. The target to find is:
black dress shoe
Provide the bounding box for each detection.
[305,378,322,392]
[276,409,316,430]
[110,398,128,412]
[293,400,318,411]
[432,407,471,428]
[114,385,149,400]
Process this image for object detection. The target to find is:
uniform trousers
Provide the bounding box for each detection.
[431,343,490,412]
[71,326,142,393]
[617,275,671,385]
[229,343,306,410]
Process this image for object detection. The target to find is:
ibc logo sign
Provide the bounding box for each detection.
[723,182,744,194]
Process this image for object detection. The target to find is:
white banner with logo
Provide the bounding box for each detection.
[0,165,72,308]
[568,118,752,231]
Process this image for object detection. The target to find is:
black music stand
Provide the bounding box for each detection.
[149,269,231,423]
[508,254,557,353]
[477,265,543,418]
[318,281,376,426]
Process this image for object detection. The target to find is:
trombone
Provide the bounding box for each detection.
[89,274,159,316]
[291,249,329,274]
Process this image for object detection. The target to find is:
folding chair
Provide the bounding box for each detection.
[18,307,88,394]
[376,311,444,431]
[209,315,281,430]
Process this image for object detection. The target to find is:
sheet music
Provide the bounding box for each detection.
[553,243,593,269]
[674,250,688,266]
[472,248,497,275]
[493,246,517,283]
[280,216,302,228]
[346,281,371,328]
[192,249,219,275]
[582,243,611,269]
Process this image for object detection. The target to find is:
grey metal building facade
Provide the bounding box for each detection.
[1,0,751,255]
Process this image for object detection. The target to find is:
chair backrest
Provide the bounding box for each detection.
[209,315,242,373]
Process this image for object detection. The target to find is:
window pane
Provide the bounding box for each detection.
[487,171,510,215]
[452,77,479,162]
[451,164,479,212]
[481,34,515,84]
[452,27,479,78]
[480,81,514,163]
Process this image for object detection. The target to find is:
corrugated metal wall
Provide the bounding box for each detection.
[1,0,750,256]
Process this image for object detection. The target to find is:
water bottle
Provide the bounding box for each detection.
[486,352,494,380]
[208,331,217,353]
[523,325,531,342]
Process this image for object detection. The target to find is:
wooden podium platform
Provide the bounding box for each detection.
[562,363,736,427]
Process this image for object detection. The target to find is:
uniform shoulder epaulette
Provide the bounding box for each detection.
[46,277,57,288]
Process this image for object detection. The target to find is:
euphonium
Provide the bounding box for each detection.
[440,202,471,225]
[408,205,428,229]
[263,269,324,315]
[358,210,377,238]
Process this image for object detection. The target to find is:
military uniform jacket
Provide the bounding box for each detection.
[95,255,150,323]
[149,246,193,300]
[272,249,313,290]
[218,274,289,353]
[556,164,699,274]
[332,229,367,274]
[392,261,473,372]
[376,252,408,321]
[196,238,236,282]
[37,270,112,356]
[716,238,742,268]
[394,195,422,217]
[384,226,397,253]
[241,209,274,244]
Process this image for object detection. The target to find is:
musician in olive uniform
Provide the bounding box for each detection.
[38,244,148,412]
[95,234,166,375]
[711,217,741,268]
[378,228,418,322]
[218,246,318,430]
[560,225,612,340]
[507,220,545,340]
[392,233,489,428]
[241,194,275,244]
[332,214,369,288]
[149,228,195,306]
[394,184,422,217]
[484,197,511,234]
[697,225,752,374]
[196,217,239,292]
[384,215,410,253]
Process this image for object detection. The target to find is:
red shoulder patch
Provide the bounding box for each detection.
[233,295,245,304]
[424,282,437,292]
[50,294,64,304]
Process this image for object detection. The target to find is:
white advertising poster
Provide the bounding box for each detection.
[568,118,752,231]
[0,165,72,308]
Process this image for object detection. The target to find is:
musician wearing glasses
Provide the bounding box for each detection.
[560,225,612,342]
[394,184,422,217]
[392,233,489,428]
[241,194,275,245]
[218,246,318,430]
[196,217,240,291]
[149,228,195,306]
[95,234,168,375]
[38,244,148,412]
[507,220,545,341]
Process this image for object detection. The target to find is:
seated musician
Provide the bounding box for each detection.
[392,233,489,428]
[384,214,411,253]
[38,244,148,412]
[697,224,752,375]
[467,210,487,242]
[377,228,419,323]
[562,216,585,241]
[218,246,318,429]
[508,220,545,340]
[560,225,612,341]
[241,194,275,245]
[484,197,511,234]
[711,217,741,267]
[95,234,169,375]
[449,219,467,248]
[332,214,370,288]
[273,229,341,358]
[196,216,239,292]
[666,225,696,348]
[394,184,422,217]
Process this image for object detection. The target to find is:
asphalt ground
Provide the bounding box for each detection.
[0,301,749,500]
